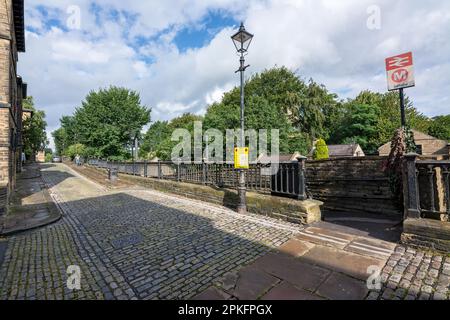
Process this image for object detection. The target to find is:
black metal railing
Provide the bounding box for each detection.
[403,153,450,221]
[87,157,308,200]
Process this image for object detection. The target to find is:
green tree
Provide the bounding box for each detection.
[22,97,48,158]
[334,103,381,154]
[156,113,203,160]
[65,143,87,160]
[353,90,430,147]
[428,115,450,141]
[52,127,67,156]
[328,90,432,153]
[71,86,151,159]
[298,79,339,141]
[212,67,338,149]
[204,95,294,153]
[203,67,339,154]
[139,121,171,159]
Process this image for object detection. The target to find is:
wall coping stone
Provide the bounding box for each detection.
[119,173,323,225]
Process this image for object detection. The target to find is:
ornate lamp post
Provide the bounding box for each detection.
[231,23,253,214]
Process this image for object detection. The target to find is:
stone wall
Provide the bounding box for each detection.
[402,218,450,253]
[305,156,401,217]
[118,173,323,225]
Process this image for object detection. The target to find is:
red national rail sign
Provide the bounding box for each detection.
[385,52,415,91]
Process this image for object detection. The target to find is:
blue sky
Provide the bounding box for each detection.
[173,11,238,52]
[18,0,450,149]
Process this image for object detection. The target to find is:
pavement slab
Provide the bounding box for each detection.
[262,281,324,300]
[300,245,386,281]
[252,252,331,292]
[296,226,354,249]
[192,287,231,300]
[0,164,61,236]
[316,272,369,300]
[276,239,315,257]
[227,266,280,300]
[345,237,396,260]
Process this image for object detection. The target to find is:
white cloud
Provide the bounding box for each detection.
[17,0,450,150]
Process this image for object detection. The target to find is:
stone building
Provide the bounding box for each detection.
[257,152,302,163]
[308,143,365,159]
[378,130,450,156]
[327,144,365,158]
[0,0,26,215]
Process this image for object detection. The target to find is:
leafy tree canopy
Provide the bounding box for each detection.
[54,87,151,160]
[428,115,450,141]
[139,121,171,159]
[203,67,338,155]
[330,91,432,154]
[22,97,48,158]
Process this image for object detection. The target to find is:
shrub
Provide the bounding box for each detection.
[65,143,87,160]
[313,139,329,160]
[45,153,53,163]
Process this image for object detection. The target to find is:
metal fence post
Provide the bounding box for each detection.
[404,153,421,219]
[144,160,148,177]
[158,160,162,179]
[177,162,181,182]
[202,159,207,185]
[296,156,307,200]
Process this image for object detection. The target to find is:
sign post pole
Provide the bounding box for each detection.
[399,88,406,128]
[385,52,415,128]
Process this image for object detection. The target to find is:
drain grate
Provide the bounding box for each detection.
[111,232,143,249]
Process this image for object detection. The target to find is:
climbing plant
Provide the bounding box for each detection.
[384,128,407,210]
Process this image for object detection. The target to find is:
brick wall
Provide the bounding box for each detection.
[305,156,401,217]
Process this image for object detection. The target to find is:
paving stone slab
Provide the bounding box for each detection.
[262,281,324,300]
[345,237,396,260]
[301,245,386,281]
[228,266,280,300]
[252,252,331,292]
[191,287,231,300]
[276,239,315,257]
[316,272,369,300]
[296,227,354,250]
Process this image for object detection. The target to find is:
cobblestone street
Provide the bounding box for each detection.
[367,246,450,300]
[0,163,449,301]
[0,164,297,300]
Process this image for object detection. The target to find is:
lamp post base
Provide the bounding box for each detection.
[237,204,247,214]
[237,170,247,214]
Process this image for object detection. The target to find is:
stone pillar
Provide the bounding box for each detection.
[296,156,307,200]
[157,161,162,179]
[404,153,421,219]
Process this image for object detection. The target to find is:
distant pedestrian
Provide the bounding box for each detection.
[21,152,26,165]
[75,154,81,166]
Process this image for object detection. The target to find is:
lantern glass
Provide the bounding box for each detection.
[231,25,253,53]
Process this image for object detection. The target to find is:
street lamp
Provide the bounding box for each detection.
[231,22,253,214]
